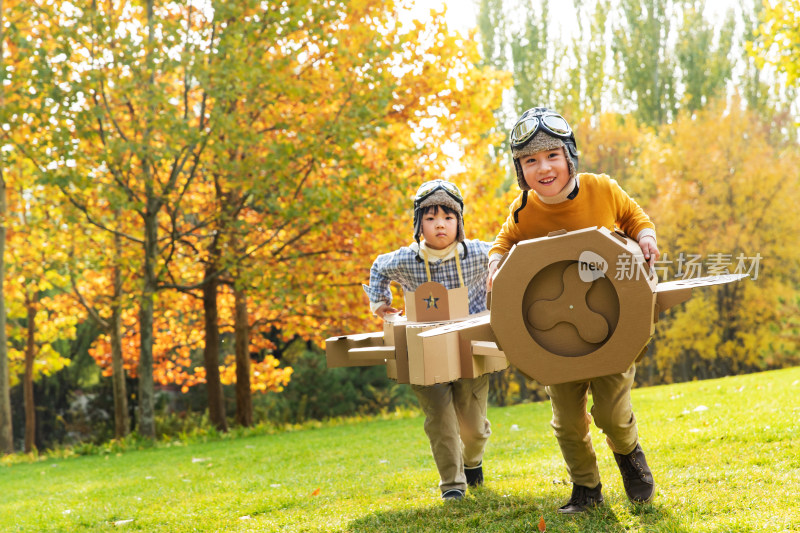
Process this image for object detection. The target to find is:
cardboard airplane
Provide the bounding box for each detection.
[325,277,509,386]
[325,226,747,386]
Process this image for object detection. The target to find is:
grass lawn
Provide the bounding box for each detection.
[1,366,798,532]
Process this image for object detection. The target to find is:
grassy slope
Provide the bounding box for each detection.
[1,367,798,532]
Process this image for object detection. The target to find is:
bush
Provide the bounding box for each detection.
[256,348,417,424]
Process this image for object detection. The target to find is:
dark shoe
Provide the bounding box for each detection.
[441,489,465,501]
[614,443,655,503]
[465,462,483,487]
[557,482,604,514]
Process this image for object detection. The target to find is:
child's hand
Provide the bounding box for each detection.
[375,303,400,320]
[486,259,500,292]
[638,236,660,269]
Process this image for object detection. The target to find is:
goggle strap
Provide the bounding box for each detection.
[455,248,464,287]
[414,186,464,209]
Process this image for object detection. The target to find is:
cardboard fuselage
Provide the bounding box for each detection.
[325,280,508,386]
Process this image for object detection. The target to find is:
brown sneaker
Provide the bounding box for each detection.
[557,482,604,514]
[613,443,655,503]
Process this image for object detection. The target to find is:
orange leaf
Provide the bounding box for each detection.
[538,515,546,532]
[311,488,321,497]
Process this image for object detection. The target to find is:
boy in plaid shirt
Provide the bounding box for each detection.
[363,180,492,501]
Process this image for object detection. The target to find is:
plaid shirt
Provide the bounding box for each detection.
[363,239,492,315]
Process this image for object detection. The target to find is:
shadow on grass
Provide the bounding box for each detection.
[335,487,689,533]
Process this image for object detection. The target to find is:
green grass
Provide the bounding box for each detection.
[2,367,799,532]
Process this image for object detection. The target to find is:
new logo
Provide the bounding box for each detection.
[578,251,607,282]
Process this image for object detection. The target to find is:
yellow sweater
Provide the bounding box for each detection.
[489,173,655,257]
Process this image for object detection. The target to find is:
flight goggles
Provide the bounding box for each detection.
[510,109,573,149]
[414,179,463,208]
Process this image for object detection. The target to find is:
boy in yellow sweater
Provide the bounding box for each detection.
[487,107,659,514]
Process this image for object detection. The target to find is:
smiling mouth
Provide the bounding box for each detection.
[539,177,556,184]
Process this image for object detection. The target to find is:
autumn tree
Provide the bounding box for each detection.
[68,215,135,439]
[741,1,772,114]
[675,1,734,112]
[477,0,508,72]
[750,0,800,88]
[567,0,613,119]
[4,170,77,452]
[0,0,13,454]
[643,99,800,382]
[114,1,509,427]
[576,112,658,204]
[31,1,506,433]
[0,3,132,441]
[149,0,424,429]
[612,0,678,126]
[0,0,66,453]
[476,0,574,113]
[511,1,568,112]
[29,0,245,436]
[87,284,292,403]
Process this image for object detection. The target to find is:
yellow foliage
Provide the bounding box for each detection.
[215,355,293,394]
[3,161,81,385]
[750,0,800,87]
[643,98,800,380]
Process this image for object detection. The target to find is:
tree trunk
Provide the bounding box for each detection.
[202,267,227,432]
[110,304,129,438]
[137,207,157,439]
[110,225,129,438]
[23,297,36,453]
[0,0,14,455]
[233,285,252,427]
[134,0,157,440]
[110,251,129,438]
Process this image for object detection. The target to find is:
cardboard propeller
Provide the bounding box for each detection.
[528,263,610,344]
[421,226,748,386]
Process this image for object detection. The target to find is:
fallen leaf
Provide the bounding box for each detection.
[538,515,546,532]
[311,488,321,496]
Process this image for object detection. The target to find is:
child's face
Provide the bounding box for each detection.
[420,206,458,250]
[520,148,571,197]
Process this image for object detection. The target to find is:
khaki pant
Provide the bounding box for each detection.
[545,365,639,488]
[412,375,491,493]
